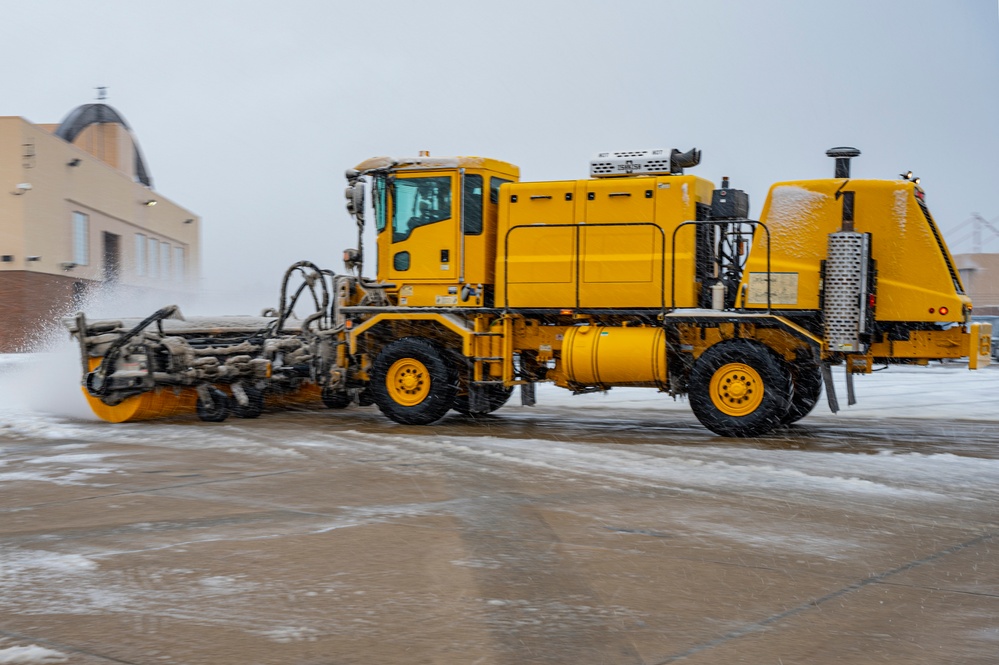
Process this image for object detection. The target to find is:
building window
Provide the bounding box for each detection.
[173,246,185,281]
[160,242,171,280]
[72,212,89,266]
[135,233,146,276]
[147,236,158,278]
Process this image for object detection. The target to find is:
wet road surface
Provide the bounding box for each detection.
[1,400,997,664]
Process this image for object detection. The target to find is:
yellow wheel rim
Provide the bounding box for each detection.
[709,363,764,417]
[386,358,431,406]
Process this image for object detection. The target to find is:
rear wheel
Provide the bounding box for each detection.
[196,387,230,423]
[782,361,823,425]
[370,338,458,425]
[689,340,791,438]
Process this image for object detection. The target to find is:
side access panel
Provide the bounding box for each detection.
[500,181,580,308]
[578,179,664,308]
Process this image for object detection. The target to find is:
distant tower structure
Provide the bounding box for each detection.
[950,213,999,253]
[96,86,107,101]
[971,214,999,253]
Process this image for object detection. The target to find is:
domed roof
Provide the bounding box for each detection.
[55,103,153,187]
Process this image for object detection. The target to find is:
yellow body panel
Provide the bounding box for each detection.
[741,179,970,323]
[495,175,712,309]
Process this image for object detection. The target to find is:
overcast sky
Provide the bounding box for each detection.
[2,0,997,311]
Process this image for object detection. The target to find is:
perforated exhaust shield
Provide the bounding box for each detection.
[590,150,672,177]
[823,232,871,353]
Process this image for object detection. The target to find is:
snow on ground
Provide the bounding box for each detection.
[2,346,997,427]
[1,348,997,654]
[536,361,999,422]
[1,348,997,511]
[0,642,68,664]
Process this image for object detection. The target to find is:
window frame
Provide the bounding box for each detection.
[173,246,185,282]
[147,236,158,278]
[72,212,89,266]
[160,242,171,280]
[135,233,146,276]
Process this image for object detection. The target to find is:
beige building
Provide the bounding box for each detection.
[955,253,999,315]
[0,103,200,351]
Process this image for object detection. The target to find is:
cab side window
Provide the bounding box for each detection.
[393,176,451,242]
[463,174,484,235]
[490,177,512,204]
[373,175,388,233]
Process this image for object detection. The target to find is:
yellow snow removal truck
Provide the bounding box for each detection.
[66,147,993,437]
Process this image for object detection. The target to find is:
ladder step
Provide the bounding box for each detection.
[473,356,503,361]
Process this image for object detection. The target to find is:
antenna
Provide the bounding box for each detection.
[95,86,107,101]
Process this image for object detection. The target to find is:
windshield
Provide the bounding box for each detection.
[393,176,451,242]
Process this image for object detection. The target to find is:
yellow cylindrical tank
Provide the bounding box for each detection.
[562,326,668,389]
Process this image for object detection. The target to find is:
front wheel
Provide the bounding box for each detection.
[688,340,792,438]
[196,387,230,423]
[370,338,458,425]
[321,386,352,409]
[232,386,264,419]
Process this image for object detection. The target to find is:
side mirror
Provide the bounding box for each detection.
[345,181,366,216]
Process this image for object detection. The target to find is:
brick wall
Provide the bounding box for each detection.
[0,271,90,352]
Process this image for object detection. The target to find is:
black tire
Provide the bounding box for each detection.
[453,385,514,415]
[196,387,230,423]
[370,338,458,425]
[321,386,352,409]
[231,387,264,419]
[356,388,375,407]
[688,340,792,438]
[781,361,823,425]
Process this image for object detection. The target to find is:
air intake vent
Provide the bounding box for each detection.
[590,149,673,178]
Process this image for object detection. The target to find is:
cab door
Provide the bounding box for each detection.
[387,171,458,283]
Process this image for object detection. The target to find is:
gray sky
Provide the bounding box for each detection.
[2,0,998,310]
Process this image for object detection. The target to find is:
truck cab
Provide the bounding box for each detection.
[359,155,519,307]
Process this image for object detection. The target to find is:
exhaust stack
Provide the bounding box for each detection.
[826,146,861,178]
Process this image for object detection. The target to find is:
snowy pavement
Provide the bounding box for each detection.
[0,351,998,663]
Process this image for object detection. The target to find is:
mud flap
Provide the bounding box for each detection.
[468,385,490,413]
[821,363,839,413]
[521,382,536,407]
[845,365,857,406]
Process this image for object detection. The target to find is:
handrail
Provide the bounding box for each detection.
[669,220,771,313]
